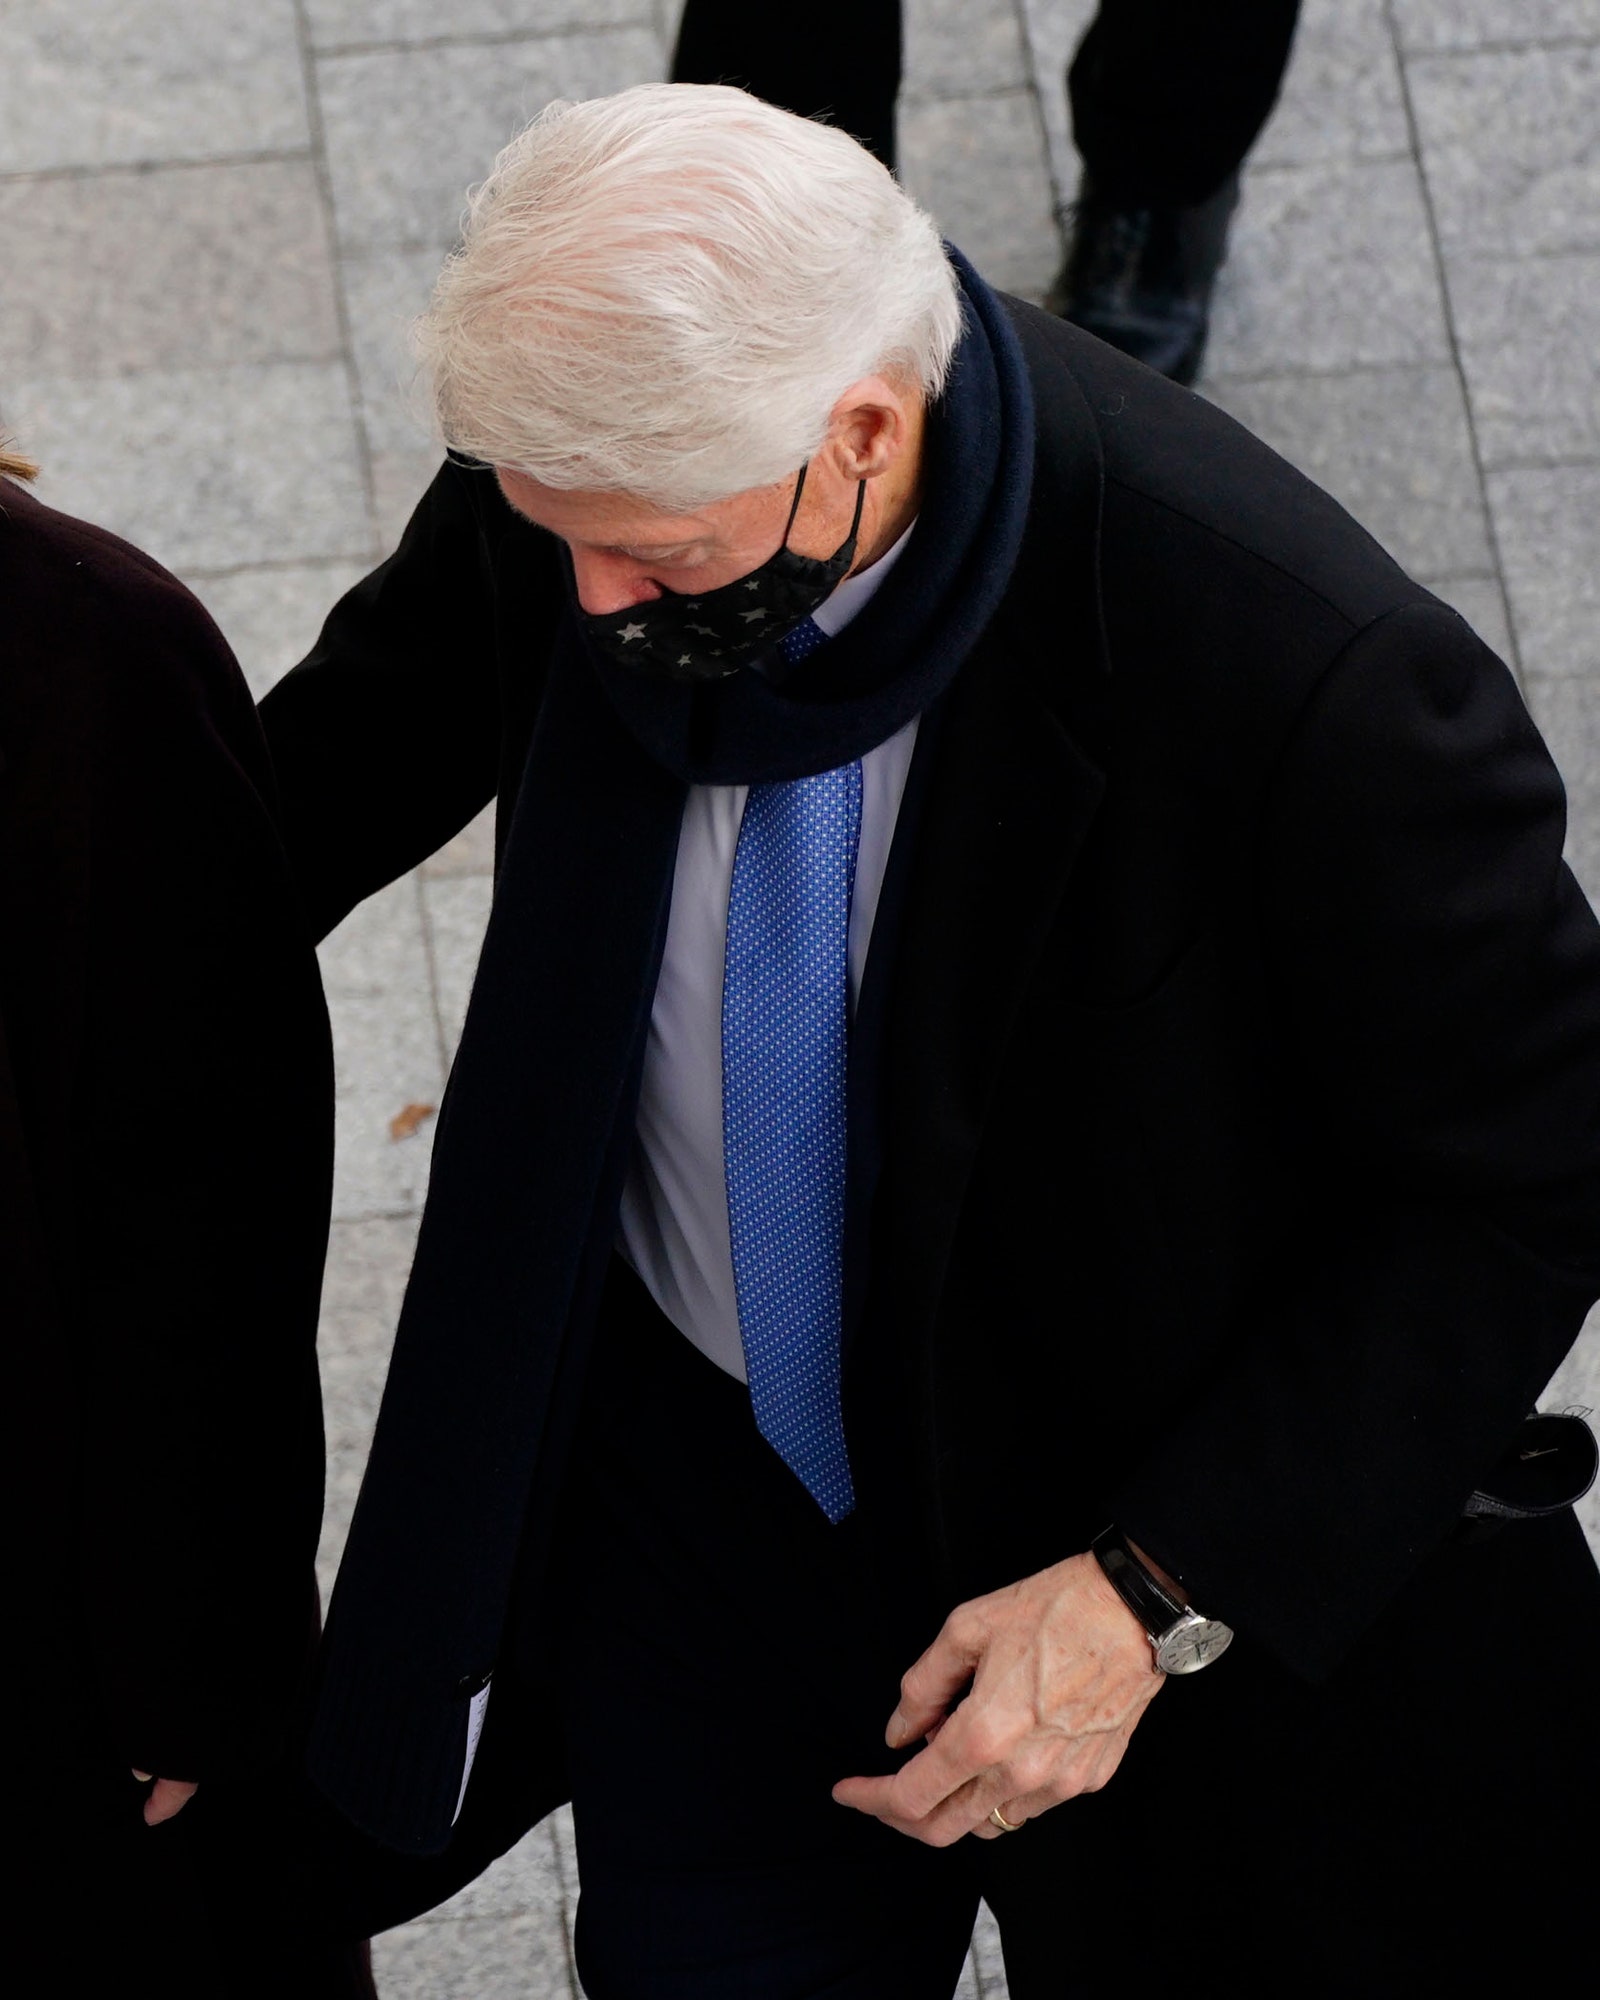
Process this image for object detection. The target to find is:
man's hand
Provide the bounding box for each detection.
[132,1771,199,1826]
[831,1551,1163,1846]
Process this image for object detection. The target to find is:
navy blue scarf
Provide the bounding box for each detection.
[583,249,1035,785]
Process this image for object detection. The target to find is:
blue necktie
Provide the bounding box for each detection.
[722,617,860,1522]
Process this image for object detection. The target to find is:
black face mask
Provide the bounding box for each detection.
[582,465,867,683]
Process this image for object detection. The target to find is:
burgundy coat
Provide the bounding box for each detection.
[1,480,333,1787]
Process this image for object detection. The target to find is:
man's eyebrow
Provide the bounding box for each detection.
[605,537,708,560]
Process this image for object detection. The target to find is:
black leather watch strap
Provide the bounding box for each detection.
[1091,1524,1187,1639]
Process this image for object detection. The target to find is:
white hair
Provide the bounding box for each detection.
[415,83,963,512]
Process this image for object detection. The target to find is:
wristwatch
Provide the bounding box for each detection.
[1091,1525,1234,1675]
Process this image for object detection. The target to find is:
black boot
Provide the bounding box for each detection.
[1046,173,1240,386]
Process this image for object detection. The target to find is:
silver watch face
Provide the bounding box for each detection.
[1154,1612,1234,1675]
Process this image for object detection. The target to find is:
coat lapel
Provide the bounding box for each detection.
[881,638,1105,1359]
[881,300,1113,1369]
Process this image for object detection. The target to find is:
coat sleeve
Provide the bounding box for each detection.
[1112,600,1600,1679]
[74,589,334,1782]
[258,460,512,941]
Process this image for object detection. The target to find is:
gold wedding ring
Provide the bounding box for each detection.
[988,1806,1023,1833]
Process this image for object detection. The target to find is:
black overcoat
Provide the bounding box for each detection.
[260,303,1600,1900]
[0,482,334,1791]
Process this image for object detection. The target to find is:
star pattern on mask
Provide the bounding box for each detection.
[584,488,855,683]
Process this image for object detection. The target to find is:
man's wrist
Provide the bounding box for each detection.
[1091,1525,1235,1675]
[1126,1536,1187,1603]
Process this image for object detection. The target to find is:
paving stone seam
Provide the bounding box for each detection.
[412,868,460,1086]
[321,1203,431,1225]
[1418,568,1502,589]
[1475,245,1600,265]
[30,351,348,386]
[1012,0,1071,220]
[1384,0,1523,688]
[902,81,1047,107]
[184,551,383,583]
[1239,152,1420,182]
[1007,0,1062,230]
[0,149,313,189]
[315,21,666,62]
[1399,35,1600,59]
[558,1898,583,1999]
[1243,146,1416,171]
[548,1811,585,1996]
[338,235,458,256]
[291,0,382,551]
[405,1906,536,1926]
[1478,452,1600,474]
[1205,358,1472,386]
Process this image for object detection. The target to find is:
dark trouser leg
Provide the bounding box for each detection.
[1054,1,1301,378]
[1069,0,1302,206]
[550,1266,978,1999]
[670,0,903,172]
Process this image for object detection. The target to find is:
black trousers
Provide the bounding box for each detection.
[671,0,1301,203]
[551,1264,975,1998]
[526,1263,1600,1998]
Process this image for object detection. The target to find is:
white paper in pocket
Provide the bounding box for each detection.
[453,1681,492,1825]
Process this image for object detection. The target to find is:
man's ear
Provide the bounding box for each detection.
[828,377,916,480]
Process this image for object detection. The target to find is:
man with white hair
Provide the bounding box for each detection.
[263,83,1600,1995]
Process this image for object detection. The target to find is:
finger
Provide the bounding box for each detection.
[838,1700,1015,1833]
[893,1685,1046,1823]
[972,1800,1028,1841]
[832,1773,900,1817]
[131,1769,152,1783]
[833,1737,984,1825]
[912,1756,1040,1848]
[971,1737,1130,1841]
[840,1756,1019,1851]
[832,1767,985,1847]
[878,1723,991,1823]
[144,1779,199,1827]
[886,1610,988,1747]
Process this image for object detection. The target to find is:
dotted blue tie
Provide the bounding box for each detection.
[722,616,860,1522]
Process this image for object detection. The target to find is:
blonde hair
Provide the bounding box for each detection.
[0,443,39,482]
[417,83,962,511]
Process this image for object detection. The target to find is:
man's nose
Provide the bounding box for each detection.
[570,548,661,617]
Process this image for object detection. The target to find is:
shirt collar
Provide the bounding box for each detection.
[811,518,917,640]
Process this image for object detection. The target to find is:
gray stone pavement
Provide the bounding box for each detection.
[5,1,1600,1991]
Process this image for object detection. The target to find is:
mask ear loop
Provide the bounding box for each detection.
[842,476,867,550]
[778,463,868,554]
[779,463,810,548]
